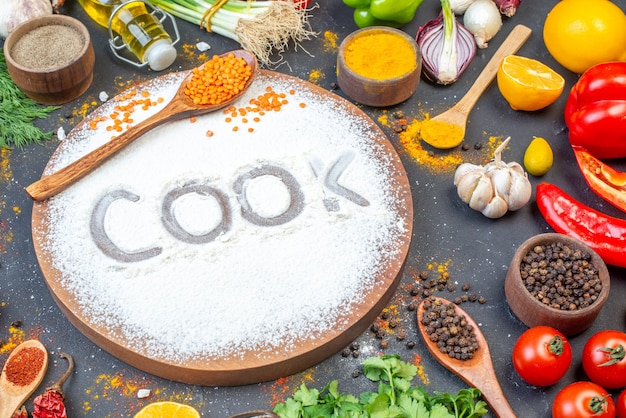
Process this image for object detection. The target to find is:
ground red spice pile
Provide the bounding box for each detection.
[5,346,45,386]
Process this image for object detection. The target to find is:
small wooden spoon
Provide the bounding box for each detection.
[26,49,258,202]
[420,24,532,149]
[416,297,515,418]
[0,340,48,418]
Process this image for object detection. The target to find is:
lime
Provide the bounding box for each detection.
[524,137,553,176]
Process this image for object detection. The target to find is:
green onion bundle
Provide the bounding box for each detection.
[150,0,316,66]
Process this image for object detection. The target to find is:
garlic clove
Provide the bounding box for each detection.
[455,170,483,203]
[506,172,532,211]
[507,161,526,176]
[481,195,508,219]
[468,175,494,211]
[454,163,482,185]
[488,167,512,198]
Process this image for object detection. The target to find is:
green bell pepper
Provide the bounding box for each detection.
[343,0,423,28]
[353,8,403,28]
[370,0,423,24]
[343,0,370,8]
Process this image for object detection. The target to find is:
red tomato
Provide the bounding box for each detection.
[552,382,615,418]
[512,326,572,386]
[582,330,626,389]
[617,390,626,418]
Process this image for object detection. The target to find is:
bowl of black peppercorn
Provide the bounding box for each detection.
[505,233,610,336]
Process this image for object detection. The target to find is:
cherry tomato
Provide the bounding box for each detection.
[582,330,626,389]
[617,390,626,418]
[512,326,572,386]
[552,382,615,418]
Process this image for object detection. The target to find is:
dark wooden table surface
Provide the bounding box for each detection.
[2,0,625,416]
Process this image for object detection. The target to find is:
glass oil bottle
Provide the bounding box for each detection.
[77,0,179,71]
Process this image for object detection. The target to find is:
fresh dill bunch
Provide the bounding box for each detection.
[0,48,60,149]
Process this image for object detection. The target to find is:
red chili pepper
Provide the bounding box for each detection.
[573,146,626,213]
[11,406,28,418]
[535,182,626,268]
[289,0,311,10]
[564,62,626,159]
[32,353,74,418]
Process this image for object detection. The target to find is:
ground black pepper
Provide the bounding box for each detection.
[519,242,602,310]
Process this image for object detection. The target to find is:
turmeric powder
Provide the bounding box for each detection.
[343,32,417,80]
[420,119,464,149]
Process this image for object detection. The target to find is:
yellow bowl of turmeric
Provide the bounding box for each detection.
[337,26,421,107]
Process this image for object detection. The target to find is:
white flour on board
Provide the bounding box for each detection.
[36,72,408,363]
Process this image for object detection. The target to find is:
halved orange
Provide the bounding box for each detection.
[496,55,565,111]
[133,401,201,418]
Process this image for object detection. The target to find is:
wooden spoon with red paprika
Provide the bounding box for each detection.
[0,340,48,418]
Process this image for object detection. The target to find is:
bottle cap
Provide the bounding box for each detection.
[144,39,177,71]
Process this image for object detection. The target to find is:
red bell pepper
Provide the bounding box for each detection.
[564,62,626,159]
[536,182,626,268]
[573,146,626,213]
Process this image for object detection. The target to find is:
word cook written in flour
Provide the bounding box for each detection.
[90,156,370,263]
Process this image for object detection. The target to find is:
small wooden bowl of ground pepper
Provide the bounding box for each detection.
[337,26,422,107]
[505,233,610,336]
[4,14,95,105]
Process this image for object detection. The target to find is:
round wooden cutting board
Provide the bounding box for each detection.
[31,70,413,386]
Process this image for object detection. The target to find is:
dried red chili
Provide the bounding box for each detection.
[12,406,28,418]
[32,353,74,418]
[5,346,45,386]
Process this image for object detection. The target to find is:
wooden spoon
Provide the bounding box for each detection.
[0,340,48,418]
[416,297,515,418]
[26,49,258,202]
[420,24,532,149]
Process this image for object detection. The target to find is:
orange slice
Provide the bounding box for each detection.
[133,401,201,418]
[497,55,565,111]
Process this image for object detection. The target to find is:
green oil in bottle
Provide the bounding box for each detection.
[78,0,177,71]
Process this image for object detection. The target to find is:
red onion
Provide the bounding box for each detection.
[493,0,521,17]
[416,0,476,85]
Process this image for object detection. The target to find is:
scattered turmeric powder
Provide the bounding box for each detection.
[398,119,464,173]
[322,30,339,52]
[308,68,324,84]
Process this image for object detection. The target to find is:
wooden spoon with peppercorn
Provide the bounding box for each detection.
[0,340,48,418]
[416,296,516,418]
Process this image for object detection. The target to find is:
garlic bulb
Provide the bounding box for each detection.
[0,0,52,39]
[454,137,532,219]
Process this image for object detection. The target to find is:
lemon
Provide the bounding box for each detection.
[524,137,553,177]
[496,55,565,111]
[543,0,626,74]
[133,401,201,418]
